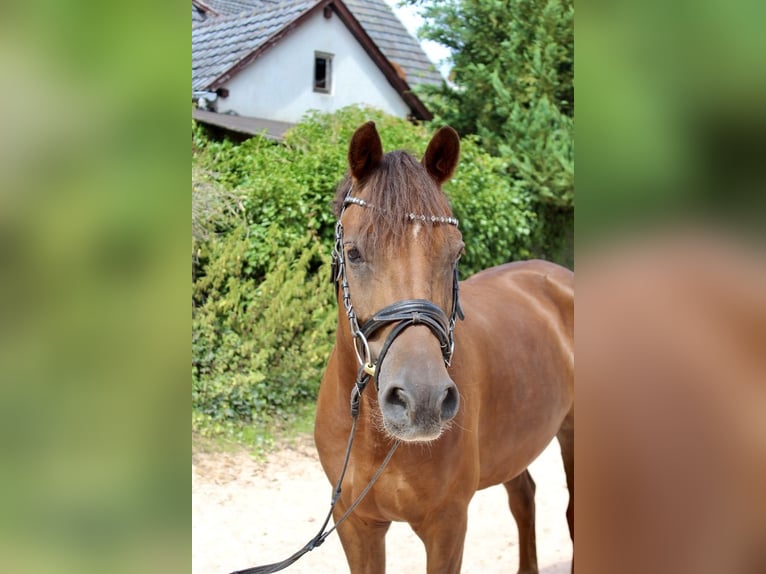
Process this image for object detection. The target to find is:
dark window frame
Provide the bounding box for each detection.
[313,51,333,94]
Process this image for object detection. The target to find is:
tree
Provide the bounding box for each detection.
[407,0,574,264]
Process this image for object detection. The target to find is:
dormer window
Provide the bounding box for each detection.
[314,52,333,93]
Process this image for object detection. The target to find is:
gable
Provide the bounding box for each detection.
[215,7,413,123]
[192,0,441,119]
[199,0,442,88]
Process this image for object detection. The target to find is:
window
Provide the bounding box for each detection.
[314,52,333,93]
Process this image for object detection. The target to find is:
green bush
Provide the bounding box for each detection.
[193,231,335,424]
[193,107,538,278]
[403,0,574,269]
[192,106,541,430]
[446,135,537,275]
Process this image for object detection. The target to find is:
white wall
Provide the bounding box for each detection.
[217,10,411,122]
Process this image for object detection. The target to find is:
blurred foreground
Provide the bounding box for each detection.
[576,232,766,573]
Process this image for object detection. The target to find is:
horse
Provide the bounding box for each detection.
[314,121,574,574]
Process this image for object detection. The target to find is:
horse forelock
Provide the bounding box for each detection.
[334,151,457,252]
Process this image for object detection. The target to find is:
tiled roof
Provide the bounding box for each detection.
[193,6,215,24]
[192,0,443,91]
[342,0,442,86]
[192,1,318,91]
[192,0,218,24]
[201,0,273,19]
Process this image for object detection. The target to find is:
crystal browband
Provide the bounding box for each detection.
[343,195,459,227]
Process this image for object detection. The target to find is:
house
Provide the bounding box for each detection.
[192,0,443,138]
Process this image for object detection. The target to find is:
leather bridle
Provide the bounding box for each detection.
[331,188,464,397]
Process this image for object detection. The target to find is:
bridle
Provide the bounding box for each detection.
[331,187,464,403]
[229,187,464,574]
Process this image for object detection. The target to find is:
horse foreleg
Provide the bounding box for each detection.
[412,506,468,574]
[505,470,539,574]
[335,508,390,574]
[556,408,575,573]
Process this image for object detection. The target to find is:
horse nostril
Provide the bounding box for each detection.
[440,384,459,422]
[384,386,410,413]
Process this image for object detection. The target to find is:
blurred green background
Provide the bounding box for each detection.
[576,0,765,570]
[577,0,766,241]
[0,1,189,573]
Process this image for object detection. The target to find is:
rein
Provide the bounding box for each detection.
[229,376,399,574]
[229,188,462,574]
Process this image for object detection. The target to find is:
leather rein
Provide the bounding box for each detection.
[229,189,463,574]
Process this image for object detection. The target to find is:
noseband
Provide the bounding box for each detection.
[331,189,464,396]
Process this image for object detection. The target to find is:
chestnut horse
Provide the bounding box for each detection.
[314,122,574,574]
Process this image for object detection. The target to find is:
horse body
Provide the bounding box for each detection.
[315,122,573,574]
[460,261,574,489]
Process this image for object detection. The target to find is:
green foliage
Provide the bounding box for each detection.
[192,105,540,433]
[192,107,438,280]
[192,231,335,424]
[193,106,538,277]
[405,0,574,265]
[191,165,244,244]
[446,135,538,274]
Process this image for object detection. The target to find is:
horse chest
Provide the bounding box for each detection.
[348,459,456,524]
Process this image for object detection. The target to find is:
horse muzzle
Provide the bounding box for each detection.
[379,377,459,442]
[374,326,460,442]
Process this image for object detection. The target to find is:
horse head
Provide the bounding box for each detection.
[334,121,464,442]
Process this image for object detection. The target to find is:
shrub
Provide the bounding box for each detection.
[447,135,537,276]
[193,230,335,423]
[193,107,539,278]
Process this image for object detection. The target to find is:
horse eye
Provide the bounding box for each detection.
[347,246,363,263]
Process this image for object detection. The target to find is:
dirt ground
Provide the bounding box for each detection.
[193,436,572,574]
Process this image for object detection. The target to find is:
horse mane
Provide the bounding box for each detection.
[333,150,457,251]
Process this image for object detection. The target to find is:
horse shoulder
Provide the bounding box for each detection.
[459,260,574,388]
[462,260,573,326]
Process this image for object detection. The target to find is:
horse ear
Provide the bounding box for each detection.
[348,121,383,180]
[423,126,460,185]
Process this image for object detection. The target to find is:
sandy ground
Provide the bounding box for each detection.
[193,436,572,574]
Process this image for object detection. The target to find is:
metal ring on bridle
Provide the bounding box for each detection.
[352,331,371,368]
